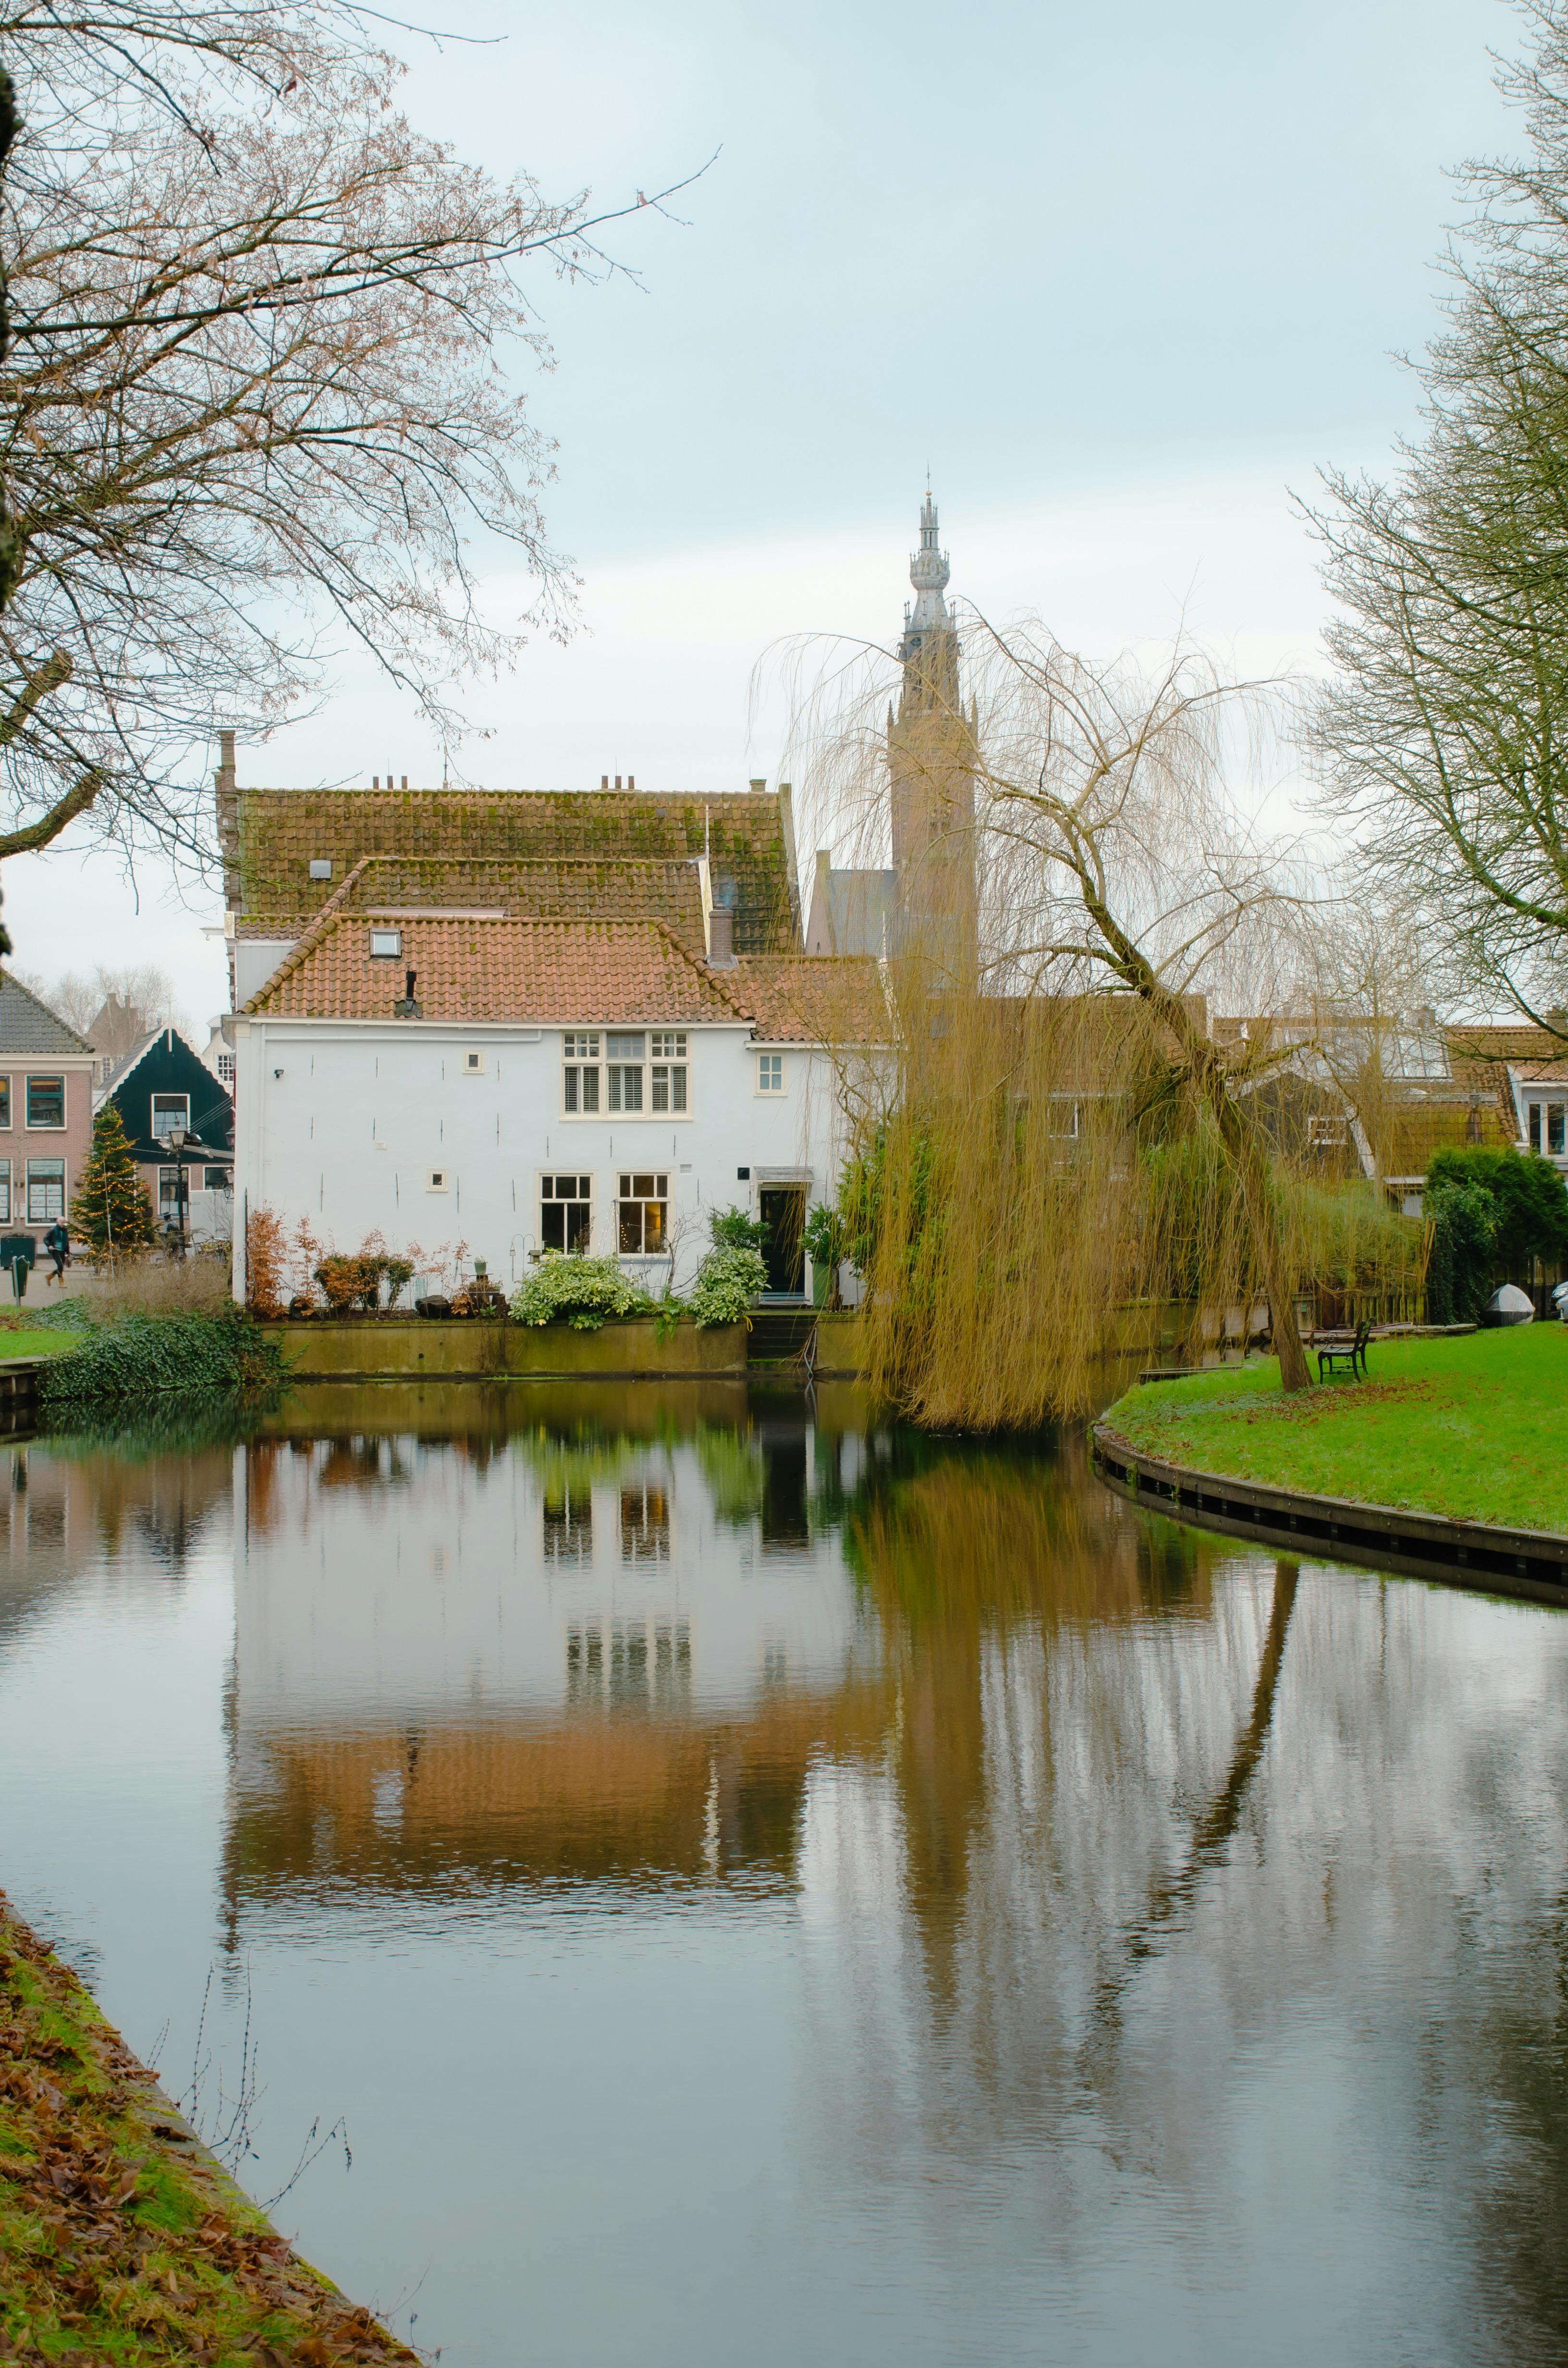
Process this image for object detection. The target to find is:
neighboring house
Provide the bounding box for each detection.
[0,969,95,1231]
[99,1026,235,1243]
[1213,1010,1524,1215]
[231,914,888,1299]
[1448,1023,1568,1185]
[84,992,152,1088]
[200,1018,236,1093]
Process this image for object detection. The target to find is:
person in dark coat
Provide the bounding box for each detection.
[42,1219,70,1286]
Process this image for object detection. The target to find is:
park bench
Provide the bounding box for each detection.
[1316,1317,1372,1384]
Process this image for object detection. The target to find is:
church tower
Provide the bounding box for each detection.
[888,492,978,976]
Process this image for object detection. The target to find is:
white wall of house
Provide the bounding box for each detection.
[230,1014,861,1297]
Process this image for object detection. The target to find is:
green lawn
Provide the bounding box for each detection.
[0,1328,79,1359]
[1100,1324,1568,1534]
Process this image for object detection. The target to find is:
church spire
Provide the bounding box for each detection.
[902,489,951,652]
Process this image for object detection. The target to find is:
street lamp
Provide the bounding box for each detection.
[165,1122,188,1256]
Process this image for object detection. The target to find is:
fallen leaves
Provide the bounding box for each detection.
[0,1891,423,2367]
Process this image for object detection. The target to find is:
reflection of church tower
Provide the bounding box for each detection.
[889,494,978,976]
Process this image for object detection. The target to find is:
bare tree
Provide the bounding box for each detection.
[1307,0,1568,1040]
[0,3,690,878]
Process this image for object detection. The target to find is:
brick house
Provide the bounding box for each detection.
[0,970,95,1232]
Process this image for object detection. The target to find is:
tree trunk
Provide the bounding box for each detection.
[1207,1067,1313,1394]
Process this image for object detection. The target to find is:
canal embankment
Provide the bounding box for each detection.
[1094,1325,1568,1601]
[261,1309,867,1381]
[0,1889,417,2364]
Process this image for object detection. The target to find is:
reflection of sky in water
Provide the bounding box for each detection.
[3,1385,1568,2366]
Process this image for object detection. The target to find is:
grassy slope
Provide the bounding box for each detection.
[1100,1324,1568,1532]
[0,1891,417,2367]
[0,1330,81,1358]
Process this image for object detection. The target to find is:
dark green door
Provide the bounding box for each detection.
[758,1187,805,1296]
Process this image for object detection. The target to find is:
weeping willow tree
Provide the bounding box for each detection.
[796,623,1425,1427]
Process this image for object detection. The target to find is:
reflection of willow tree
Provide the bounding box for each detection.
[845,1435,1216,2019]
[1091,1557,1298,2017]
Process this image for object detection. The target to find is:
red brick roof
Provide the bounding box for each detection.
[732,956,892,1044]
[233,854,708,957]
[245,915,752,1025]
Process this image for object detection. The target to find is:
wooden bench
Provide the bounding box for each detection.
[1316,1318,1371,1383]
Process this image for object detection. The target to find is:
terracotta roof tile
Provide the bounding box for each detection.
[233,854,709,956]
[245,915,752,1025]
[732,955,893,1044]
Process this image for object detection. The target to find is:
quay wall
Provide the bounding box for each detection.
[263,1313,867,1381]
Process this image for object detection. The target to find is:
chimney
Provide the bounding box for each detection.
[401,775,408,790]
[627,774,635,792]
[213,729,236,801]
[373,776,380,789]
[614,774,623,790]
[708,906,735,968]
[601,774,609,790]
[749,777,766,794]
[396,967,422,1018]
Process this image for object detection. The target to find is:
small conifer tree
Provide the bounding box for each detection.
[69,1104,155,1258]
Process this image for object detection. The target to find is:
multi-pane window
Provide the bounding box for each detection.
[0,1078,11,1127]
[0,1160,11,1221]
[158,1167,183,1216]
[650,1031,688,1113]
[26,1159,64,1221]
[1529,1100,1568,1157]
[204,1166,233,1192]
[151,1092,189,1141]
[617,1172,668,1254]
[607,1032,644,1112]
[25,1076,64,1128]
[540,1172,593,1252]
[757,1053,784,1095]
[214,1052,235,1085]
[562,1031,600,1113]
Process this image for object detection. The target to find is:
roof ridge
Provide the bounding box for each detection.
[0,966,93,1052]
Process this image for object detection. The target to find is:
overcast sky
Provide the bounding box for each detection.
[12,0,1517,1023]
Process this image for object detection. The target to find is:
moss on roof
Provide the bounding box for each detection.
[221,788,799,954]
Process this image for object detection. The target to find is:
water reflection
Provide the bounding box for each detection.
[3,1381,1568,2365]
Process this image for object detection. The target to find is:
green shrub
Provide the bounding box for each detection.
[1424,1179,1500,1324]
[1427,1146,1568,1273]
[708,1203,771,1253]
[803,1199,845,1272]
[37,1307,289,1406]
[508,1253,656,1331]
[689,1243,768,1326]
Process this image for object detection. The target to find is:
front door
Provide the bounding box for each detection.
[759,1186,805,1297]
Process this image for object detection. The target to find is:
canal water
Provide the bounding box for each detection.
[3,1379,1568,2366]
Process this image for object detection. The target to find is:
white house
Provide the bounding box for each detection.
[231,905,887,1301]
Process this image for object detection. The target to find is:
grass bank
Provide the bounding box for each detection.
[1099,1325,1568,1533]
[0,1330,80,1359]
[0,1890,417,2366]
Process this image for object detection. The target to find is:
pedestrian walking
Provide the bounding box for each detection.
[42,1218,70,1287]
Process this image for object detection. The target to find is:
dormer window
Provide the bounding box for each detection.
[369,928,402,959]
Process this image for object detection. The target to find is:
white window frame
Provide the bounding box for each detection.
[25,1158,65,1221]
[368,927,403,959]
[616,1170,669,1257]
[1046,1097,1080,1140]
[462,1048,485,1076]
[606,1032,646,1114]
[150,1091,190,1143]
[756,1052,784,1096]
[539,1171,594,1255]
[562,1031,601,1116]
[25,1074,66,1131]
[1308,1113,1348,1148]
[1529,1099,1568,1157]
[158,1164,182,1216]
[0,1159,11,1221]
[649,1031,689,1116]
[426,1167,450,1192]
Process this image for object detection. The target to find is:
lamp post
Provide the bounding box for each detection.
[165,1122,188,1257]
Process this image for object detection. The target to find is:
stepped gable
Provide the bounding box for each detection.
[244,914,750,1026]
[220,785,799,955]
[231,854,709,959]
